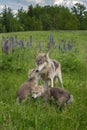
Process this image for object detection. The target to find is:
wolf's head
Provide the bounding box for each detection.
[28,69,39,81]
[32,86,43,98]
[36,52,49,72]
[36,53,49,65]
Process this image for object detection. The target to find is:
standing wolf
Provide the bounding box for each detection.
[36,53,63,88]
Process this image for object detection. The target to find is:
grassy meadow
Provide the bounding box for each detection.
[0,31,87,130]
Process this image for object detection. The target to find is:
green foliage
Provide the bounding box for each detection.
[0,54,13,70]
[59,52,83,73]
[1,5,14,32]
[71,3,87,29]
[0,3,87,32]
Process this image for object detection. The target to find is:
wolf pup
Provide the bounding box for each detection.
[36,52,63,88]
[42,87,74,109]
[32,87,74,109]
[16,69,39,103]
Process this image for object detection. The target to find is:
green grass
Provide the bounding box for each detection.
[0,31,87,130]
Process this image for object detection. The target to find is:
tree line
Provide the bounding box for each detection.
[0,3,87,32]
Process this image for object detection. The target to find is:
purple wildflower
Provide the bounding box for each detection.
[30,35,32,46]
[10,36,17,52]
[49,34,55,45]
[67,43,72,50]
[63,43,66,53]
[3,40,9,54]
[19,40,24,47]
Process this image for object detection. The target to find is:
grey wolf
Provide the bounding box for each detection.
[32,87,74,109]
[36,52,63,88]
[16,69,39,103]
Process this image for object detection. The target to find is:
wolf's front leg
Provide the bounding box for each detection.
[50,78,54,88]
[58,71,63,88]
[44,80,49,88]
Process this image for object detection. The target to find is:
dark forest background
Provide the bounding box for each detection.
[0,3,87,32]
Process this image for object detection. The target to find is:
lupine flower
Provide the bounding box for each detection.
[49,34,55,45]
[19,40,24,47]
[67,43,72,50]
[63,43,66,53]
[30,35,32,46]
[3,40,9,54]
[2,36,6,50]
[10,36,17,52]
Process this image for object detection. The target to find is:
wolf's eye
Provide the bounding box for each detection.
[37,60,41,65]
[37,60,39,64]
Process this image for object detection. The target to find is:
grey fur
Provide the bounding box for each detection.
[41,87,74,109]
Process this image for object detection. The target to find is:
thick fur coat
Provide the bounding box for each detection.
[36,53,63,88]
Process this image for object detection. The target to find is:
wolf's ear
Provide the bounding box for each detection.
[45,52,49,58]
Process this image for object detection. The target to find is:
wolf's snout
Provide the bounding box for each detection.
[36,70,39,72]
